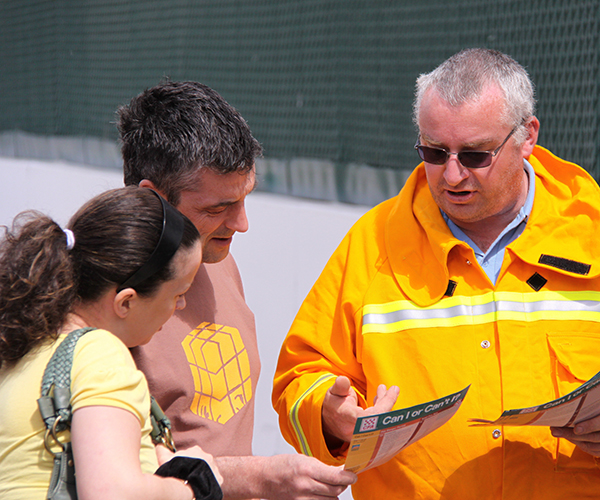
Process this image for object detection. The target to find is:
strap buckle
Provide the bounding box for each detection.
[150,396,176,452]
[43,415,69,457]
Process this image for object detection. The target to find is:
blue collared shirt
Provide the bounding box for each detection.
[441,160,535,285]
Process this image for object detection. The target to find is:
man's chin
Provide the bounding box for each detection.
[202,239,232,263]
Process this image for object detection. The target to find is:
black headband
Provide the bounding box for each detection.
[117,190,185,292]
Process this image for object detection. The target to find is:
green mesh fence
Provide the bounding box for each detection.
[1,0,598,205]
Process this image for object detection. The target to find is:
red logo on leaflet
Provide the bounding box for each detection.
[359,416,379,432]
[519,406,539,414]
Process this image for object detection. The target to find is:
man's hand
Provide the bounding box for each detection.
[551,414,600,456]
[260,454,356,500]
[322,376,399,448]
[215,454,356,500]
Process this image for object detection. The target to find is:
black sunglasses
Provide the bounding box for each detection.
[415,126,518,169]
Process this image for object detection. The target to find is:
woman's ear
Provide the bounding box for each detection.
[113,288,139,319]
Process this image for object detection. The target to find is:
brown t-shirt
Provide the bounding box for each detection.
[132,253,261,456]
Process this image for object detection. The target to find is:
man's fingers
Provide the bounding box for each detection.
[304,469,356,499]
[551,426,600,457]
[574,415,600,435]
[552,427,600,444]
[372,384,385,404]
[551,432,600,457]
[373,385,399,411]
[286,457,357,500]
[573,440,600,456]
[314,465,356,486]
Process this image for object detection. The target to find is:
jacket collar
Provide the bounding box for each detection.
[385,146,600,306]
[510,146,600,279]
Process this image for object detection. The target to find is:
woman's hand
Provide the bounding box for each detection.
[174,446,223,485]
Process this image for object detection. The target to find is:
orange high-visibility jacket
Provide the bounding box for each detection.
[273,146,600,499]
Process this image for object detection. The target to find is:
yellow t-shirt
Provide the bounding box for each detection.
[0,329,158,500]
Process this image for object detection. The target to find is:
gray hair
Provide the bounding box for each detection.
[413,48,536,144]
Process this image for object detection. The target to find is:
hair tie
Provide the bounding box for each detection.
[63,228,76,250]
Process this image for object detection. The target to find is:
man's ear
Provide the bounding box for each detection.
[138,179,168,200]
[113,288,139,319]
[521,116,540,158]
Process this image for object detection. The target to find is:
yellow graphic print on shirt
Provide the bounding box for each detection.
[182,322,252,424]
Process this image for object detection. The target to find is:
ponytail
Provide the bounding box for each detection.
[0,186,200,368]
[0,213,77,367]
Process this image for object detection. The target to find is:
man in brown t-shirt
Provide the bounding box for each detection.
[119,81,356,499]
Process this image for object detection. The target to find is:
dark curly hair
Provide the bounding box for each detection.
[0,186,199,367]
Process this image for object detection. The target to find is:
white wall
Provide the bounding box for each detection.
[232,190,369,459]
[0,158,124,227]
[0,157,370,497]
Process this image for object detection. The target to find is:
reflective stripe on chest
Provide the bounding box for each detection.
[362,291,600,333]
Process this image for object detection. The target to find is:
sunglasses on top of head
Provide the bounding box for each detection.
[414,125,519,169]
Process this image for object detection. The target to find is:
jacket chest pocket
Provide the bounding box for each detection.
[547,332,600,472]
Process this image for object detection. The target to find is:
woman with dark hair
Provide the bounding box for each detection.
[0,186,221,500]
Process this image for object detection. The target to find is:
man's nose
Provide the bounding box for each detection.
[226,202,249,233]
[443,154,470,186]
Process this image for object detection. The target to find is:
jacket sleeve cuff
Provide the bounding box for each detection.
[290,375,367,465]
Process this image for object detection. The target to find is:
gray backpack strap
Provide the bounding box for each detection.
[37,327,95,433]
[37,327,94,500]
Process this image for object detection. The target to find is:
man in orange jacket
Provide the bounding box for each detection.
[273,48,600,499]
